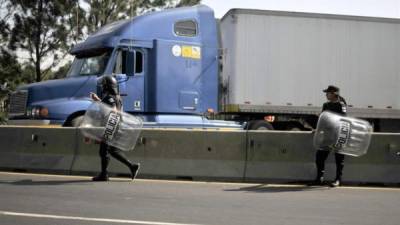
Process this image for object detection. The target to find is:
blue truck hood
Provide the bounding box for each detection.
[19,76,97,104]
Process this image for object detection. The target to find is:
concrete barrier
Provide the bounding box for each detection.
[71,129,247,180]
[0,126,77,172]
[138,129,246,180]
[244,131,400,184]
[0,127,25,169]
[344,133,400,183]
[1,126,399,184]
[244,131,316,182]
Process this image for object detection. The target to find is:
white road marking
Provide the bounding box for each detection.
[0,171,399,191]
[0,210,203,225]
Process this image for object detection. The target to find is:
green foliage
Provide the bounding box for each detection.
[84,0,201,33]
[7,0,84,82]
[176,0,201,7]
[52,61,72,79]
[84,0,131,34]
[0,0,202,88]
[0,50,22,90]
[0,50,35,117]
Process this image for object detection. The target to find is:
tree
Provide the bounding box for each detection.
[7,0,85,82]
[0,50,23,90]
[176,0,202,7]
[0,0,27,90]
[84,0,201,34]
[52,62,72,79]
[2,0,201,84]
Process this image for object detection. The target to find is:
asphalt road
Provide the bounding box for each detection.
[0,172,399,225]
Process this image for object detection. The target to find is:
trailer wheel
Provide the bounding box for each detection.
[287,124,302,131]
[248,120,274,130]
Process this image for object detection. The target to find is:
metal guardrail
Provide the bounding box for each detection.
[0,127,399,184]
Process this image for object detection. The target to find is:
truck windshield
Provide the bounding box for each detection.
[67,52,111,77]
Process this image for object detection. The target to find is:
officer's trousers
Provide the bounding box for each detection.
[315,149,345,181]
[99,142,133,175]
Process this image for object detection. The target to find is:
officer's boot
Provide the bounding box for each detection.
[129,163,140,180]
[330,153,345,187]
[316,170,325,184]
[92,152,110,181]
[330,169,343,187]
[308,150,330,186]
[110,150,140,180]
[307,169,324,186]
[92,173,109,181]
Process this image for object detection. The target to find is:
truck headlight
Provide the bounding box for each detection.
[31,107,40,117]
[27,106,49,118]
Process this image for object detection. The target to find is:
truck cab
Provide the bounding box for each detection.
[7,5,242,129]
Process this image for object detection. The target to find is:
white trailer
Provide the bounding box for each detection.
[219,9,400,131]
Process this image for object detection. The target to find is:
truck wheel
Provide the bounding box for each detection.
[286,122,304,131]
[287,124,302,131]
[248,120,274,130]
[71,115,84,127]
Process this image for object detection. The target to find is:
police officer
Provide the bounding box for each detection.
[90,75,140,181]
[312,85,347,187]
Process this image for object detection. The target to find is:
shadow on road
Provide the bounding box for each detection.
[225,184,329,193]
[0,179,92,186]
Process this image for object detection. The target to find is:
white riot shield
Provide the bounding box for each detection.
[80,101,143,151]
[313,111,373,157]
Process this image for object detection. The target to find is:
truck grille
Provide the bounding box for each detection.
[8,90,28,116]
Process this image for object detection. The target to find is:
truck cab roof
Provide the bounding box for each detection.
[70,4,217,56]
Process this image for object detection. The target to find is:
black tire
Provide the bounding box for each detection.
[286,122,305,131]
[71,115,84,127]
[287,125,302,131]
[248,120,274,130]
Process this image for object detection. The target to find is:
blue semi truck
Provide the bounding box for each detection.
[8,5,243,129]
[7,5,400,131]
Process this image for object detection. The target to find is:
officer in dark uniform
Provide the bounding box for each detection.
[90,75,140,181]
[313,85,347,187]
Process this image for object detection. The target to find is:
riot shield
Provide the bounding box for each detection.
[80,101,143,151]
[313,111,373,157]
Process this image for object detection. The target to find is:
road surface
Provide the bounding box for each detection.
[0,172,399,225]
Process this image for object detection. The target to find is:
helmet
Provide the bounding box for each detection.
[323,85,340,95]
[101,75,118,95]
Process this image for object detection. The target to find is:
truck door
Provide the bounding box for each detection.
[113,47,145,112]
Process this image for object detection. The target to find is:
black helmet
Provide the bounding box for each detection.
[101,75,118,95]
[323,85,340,95]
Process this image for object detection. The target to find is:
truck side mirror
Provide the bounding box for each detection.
[114,74,129,83]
